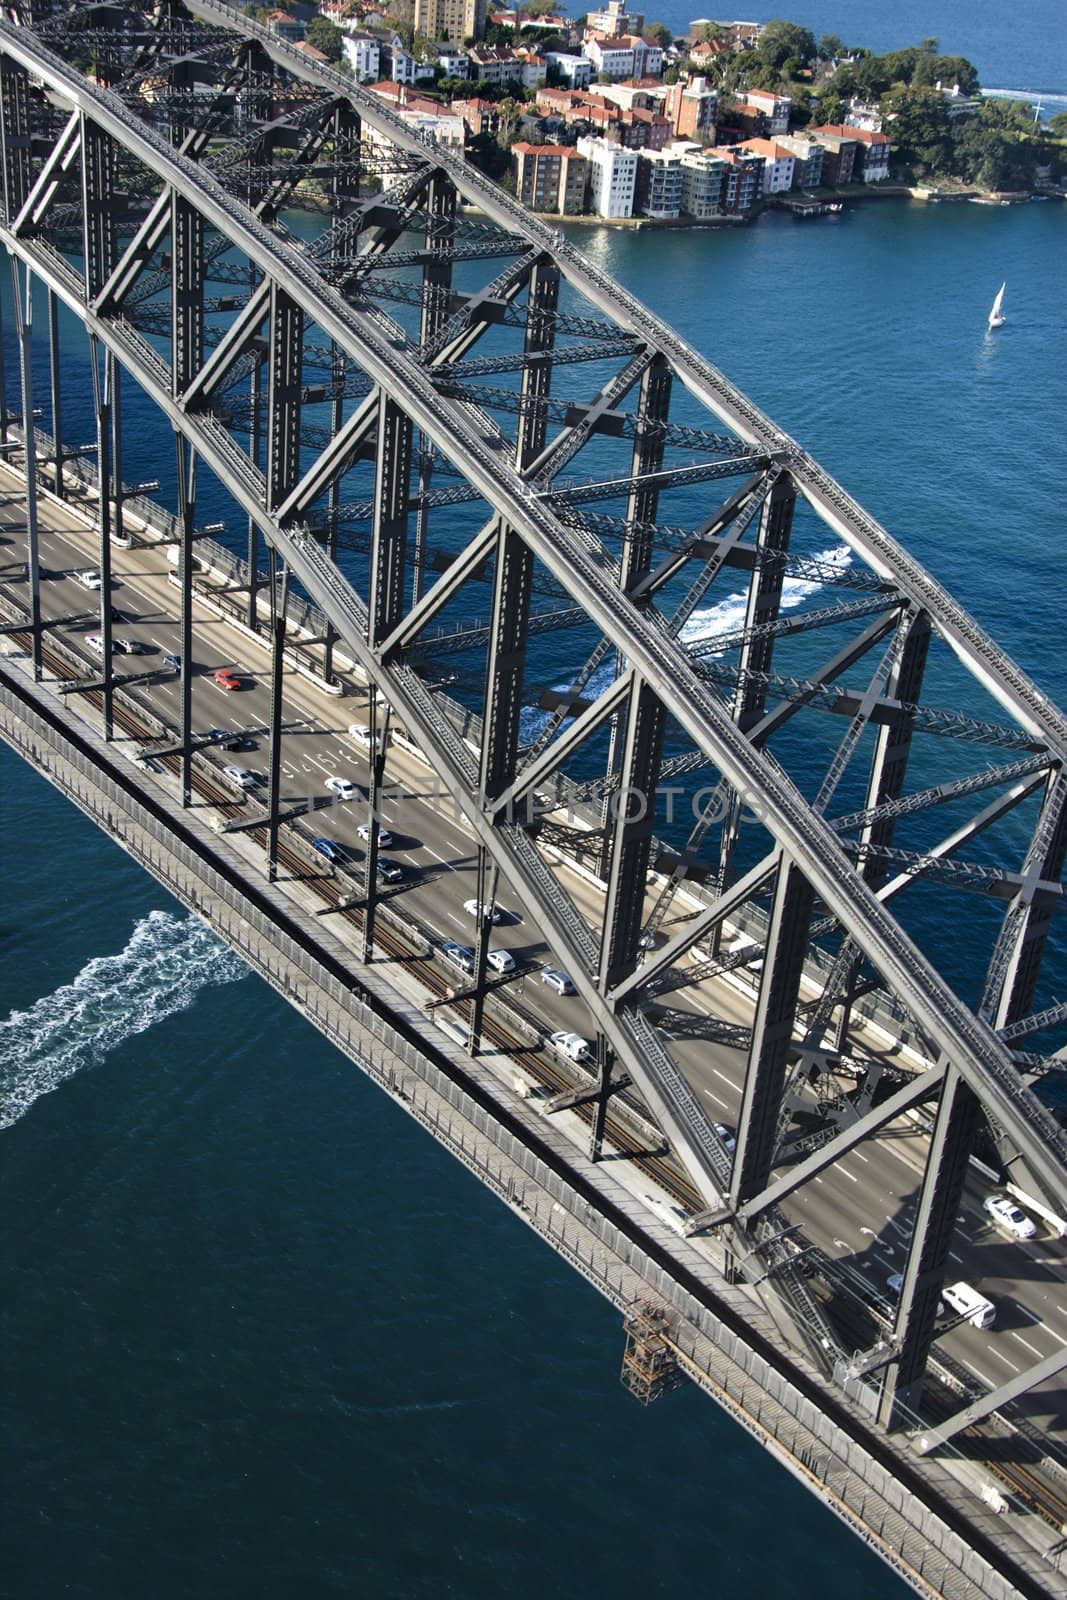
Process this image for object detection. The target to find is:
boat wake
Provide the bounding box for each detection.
[0,910,247,1130]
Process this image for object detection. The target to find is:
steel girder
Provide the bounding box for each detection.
[1,8,1066,1357]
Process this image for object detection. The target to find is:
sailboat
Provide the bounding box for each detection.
[988,283,1006,329]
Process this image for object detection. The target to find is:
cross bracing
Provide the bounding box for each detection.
[0,0,1065,1479]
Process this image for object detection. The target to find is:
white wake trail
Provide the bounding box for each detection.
[0,910,248,1129]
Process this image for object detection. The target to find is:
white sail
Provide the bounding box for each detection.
[989,283,1006,328]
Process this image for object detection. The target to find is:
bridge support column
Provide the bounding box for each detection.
[470,523,533,1051]
[835,611,931,1053]
[247,350,262,634]
[266,549,288,884]
[11,259,41,679]
[714,473,796,930]
[88,334,114,739]
[175,435,196,807]
[598,356,671,882]
[731,853,814,1207]
[364,391,413,957]
[47,289,63,498]
[109,355,124,548]
[514,257,560,472]
[878,1065,980,1428]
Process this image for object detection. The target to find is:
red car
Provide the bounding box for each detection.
[213,668,242,691]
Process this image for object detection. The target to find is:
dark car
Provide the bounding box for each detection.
[204,728,242,751]
[162,652,181,672]
[376,857,404,883]
[311,836,340,863]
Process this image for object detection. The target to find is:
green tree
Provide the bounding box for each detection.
[1047,110,1067,138]
[884,88,952,175]
[645,20,672,49]
[755,19,816,72]
[811,90,843,125]
[305,17,343,59]
[817,33,842,61]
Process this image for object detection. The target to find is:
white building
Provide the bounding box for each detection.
[578,135,638,216]
[636,146,682,217]
[341,33,381,80]
[435,44,470,78]
[545,51,591,87]
[741,88,791,134]
[582,37,636,78]
[670,140,727,218]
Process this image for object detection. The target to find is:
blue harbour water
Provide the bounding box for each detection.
[2,22,1066,1596]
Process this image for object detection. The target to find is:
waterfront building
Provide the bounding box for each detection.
[634,146,682,217]
[774,133,824,190]
[736,136,795,193]
[578,135,638,216]
[544,51,591,87]
[739,88,790,134]
[805,126,857,186]
[707,144,763,213]
[844,100,883,132]
[413,0,487,43]
[340,31,380,79]
[671,141,728,217]
[511,142,589,212]
[586,0,644,37]
[809,123,891,182]
[662,74,717,141]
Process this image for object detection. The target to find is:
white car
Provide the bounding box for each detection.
[713,1122,736,1153]
[85,633,107,656]
[348,723,384,753]
[357,821,394,847]
[463,899,502,924]
[77,568,102,590]
[486,949,515,974]
[983,1194,1037,1240]
[325,775,358,802]
[222,764,257,790]
[549,1030,592,1065]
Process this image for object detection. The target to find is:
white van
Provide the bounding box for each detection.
[943,1282,996,1330]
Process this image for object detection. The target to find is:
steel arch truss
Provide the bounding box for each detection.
[1,0,1065,1416]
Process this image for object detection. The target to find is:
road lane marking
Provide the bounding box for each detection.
[986,1345,1019,1373]
[1010,1332,1045,1360]
[837,1164,859,1183]
[700,1088,729,1111]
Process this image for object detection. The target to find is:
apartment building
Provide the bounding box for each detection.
[413,0,487,43]
[578,135,638,216]
[511,143,589,213]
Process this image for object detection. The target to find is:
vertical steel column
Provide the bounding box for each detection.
[262,284,303,880]
[514,257,560,472]
[328,101,361,215]
[597,356,672,880]
[247,353,262,632]
[171,195,204,399]
[322,341,344,687]
[412,173,456,606]
[0,268,7,444]
[266,548,288,884]
[714,472,797,919]
[363,391,413,959]
[109,355,123,547]
[47,290,63,497]
[11,261,41,680]
[80,119,117,300]
[835,612,931,1054]
[878,1066,981,1426]
[599,679,667,990]
[174,434,196,806]
[88,335,114,738]
[469,524,534,1049]
[0,59,31,225]
[730,853,814,1207]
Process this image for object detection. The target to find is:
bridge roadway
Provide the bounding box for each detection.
[2,464,1065,1459]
